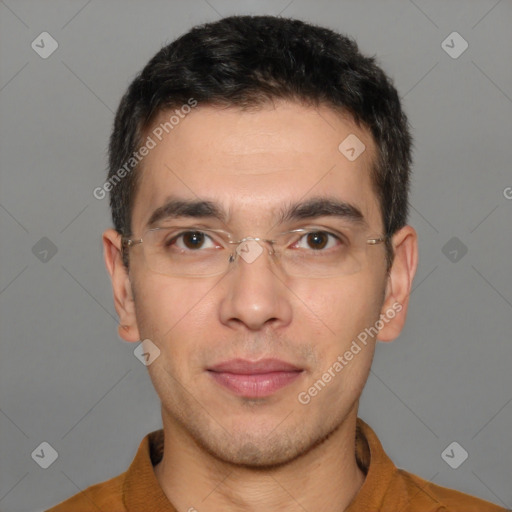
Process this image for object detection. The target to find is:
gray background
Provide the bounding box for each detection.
[1,0,511,510]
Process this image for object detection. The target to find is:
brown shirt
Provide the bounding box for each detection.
[46,418,507,511]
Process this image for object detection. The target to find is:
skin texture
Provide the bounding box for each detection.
[103,100,418,512]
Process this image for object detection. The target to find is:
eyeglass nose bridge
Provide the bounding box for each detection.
[227,236,277,264]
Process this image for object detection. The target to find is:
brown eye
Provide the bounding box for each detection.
[306,232,329,250]
[182,231,206,249]
[166,231,217,251]
[293,231,341,251]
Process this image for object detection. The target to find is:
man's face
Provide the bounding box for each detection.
[118,101,392,466]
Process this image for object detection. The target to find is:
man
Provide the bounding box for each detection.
[47,15,507,512]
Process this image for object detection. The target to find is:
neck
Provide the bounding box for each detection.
[154,408,366,512]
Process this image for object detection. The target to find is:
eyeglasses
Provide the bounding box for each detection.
[121,224,387,278]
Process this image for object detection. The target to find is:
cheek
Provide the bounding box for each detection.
[131,273,232,383]
[293,277,380,333]
[292,277,384,383]
[131,273,218,347]
[295,280,381,403]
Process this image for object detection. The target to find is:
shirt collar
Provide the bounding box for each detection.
[347,418,397,510]
[123,429,176,511]
[123,418,397,511]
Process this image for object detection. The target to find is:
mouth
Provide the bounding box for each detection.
[207,358,304,398]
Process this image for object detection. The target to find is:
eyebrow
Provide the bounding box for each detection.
[145,195,367,230]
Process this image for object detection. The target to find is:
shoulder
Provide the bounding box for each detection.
[393,469,508,512]
[45,471,127,512]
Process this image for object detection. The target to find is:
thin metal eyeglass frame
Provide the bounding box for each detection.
[121,226,387,276]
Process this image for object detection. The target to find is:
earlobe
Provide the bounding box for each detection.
[118,322,139,343]
[377,225,418,343]
[102,228,141,343]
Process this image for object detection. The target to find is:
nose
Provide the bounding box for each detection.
[218,239,293,331]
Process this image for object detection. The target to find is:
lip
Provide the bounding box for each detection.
[207,358,303,398]
[208,358,301,374]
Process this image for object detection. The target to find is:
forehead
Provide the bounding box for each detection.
[131,100,381,233]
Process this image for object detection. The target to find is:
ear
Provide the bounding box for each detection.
[377,225,418,342]
[102,228,140,342]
